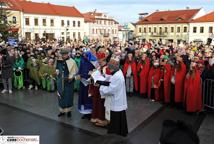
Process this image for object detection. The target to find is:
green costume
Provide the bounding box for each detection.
[13,57,25,89]
[27,57,41,86]
[39,63,56,91]
[39,63,48,89]
[74,56,81,91]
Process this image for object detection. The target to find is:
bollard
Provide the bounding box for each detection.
[0,127,4,135]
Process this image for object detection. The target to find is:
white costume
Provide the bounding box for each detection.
[99,70,128,112]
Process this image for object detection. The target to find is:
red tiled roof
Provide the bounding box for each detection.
[83,13,96,23]
[3,0,83,17]
[83,12,119,24]
[87,12,103,17]
[0,0,23,11]
[50,4,83,17]
[192,11,214,22]
[137,9,200,25]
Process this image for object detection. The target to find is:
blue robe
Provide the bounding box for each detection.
[56,59,74,113]
[78,57,95,114]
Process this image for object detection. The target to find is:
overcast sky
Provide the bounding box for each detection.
[32,0,214,24]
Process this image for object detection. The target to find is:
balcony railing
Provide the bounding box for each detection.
[150,32,168,37]
[102,33,110,37]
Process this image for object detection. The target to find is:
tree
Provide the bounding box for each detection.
[0,2,17,42]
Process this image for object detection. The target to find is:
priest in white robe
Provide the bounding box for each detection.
[99,57,128,137]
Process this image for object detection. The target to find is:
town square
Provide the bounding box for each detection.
[0,0,214,144]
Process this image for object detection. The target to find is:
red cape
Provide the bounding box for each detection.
[123,61,138,91]
[137,58,150,94]
[175,62,187,103]
[184,69,202,112]
[147,67,162,101]
[163,64,172,103]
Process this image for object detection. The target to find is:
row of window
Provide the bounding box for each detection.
[95,20,116,25]
[25,18,81,27]
[61,32,81,39]
[92,28,117,35]
[138,26,214,34]
[25,32,81,40]
[138,26,188,33]
[192,26,213,34]
[3,16,17,24]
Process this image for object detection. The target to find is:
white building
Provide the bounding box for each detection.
[189,11,214,44]
[118,23,136,43]
[8,0,85,41]
[83,12,119,40]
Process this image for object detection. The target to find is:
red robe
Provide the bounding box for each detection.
[137,58,150,94]
[90,65,111,120]
[184,69,202,112]
[163,64,172,103]
[147,67,162,101]
[123,60,138,91]
[175,62,187,103]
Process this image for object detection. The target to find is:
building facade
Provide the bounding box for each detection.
[5,0,85,41]
[83,12,119,40]
[118,23,136,43]
[189,11,214,44]
[136,8,205,44]
[1,0,22,37]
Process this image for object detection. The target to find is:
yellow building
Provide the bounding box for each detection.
[136,8,205,44]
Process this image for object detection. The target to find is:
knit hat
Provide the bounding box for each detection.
[60,49,69,55]
[163,55,169,60]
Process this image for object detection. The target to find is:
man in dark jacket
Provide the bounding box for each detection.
[201,57,214,80]
[0,47,14,94]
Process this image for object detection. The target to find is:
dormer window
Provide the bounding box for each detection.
[176,17,183,21]
[160,18,165,21]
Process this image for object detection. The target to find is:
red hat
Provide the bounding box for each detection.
[96,52,106,60]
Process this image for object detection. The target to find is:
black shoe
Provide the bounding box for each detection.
[58,112,65,117]
[81,114,91,120]
[67,112,71,118]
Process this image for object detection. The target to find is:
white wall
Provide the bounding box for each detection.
[85,13,119,40]
[87,21,119,40]
[21,13,85,40]
[189,22,214,43]
[192,8,206,20]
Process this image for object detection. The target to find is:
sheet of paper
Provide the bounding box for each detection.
[91,70,106,83]
[80,78,90,86]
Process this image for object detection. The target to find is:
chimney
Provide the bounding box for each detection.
[186,6,190,10]
[139,12,148,20]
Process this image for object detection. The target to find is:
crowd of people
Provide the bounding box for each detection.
[0,39,214,137]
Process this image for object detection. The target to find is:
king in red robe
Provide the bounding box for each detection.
[89,52,111,126]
